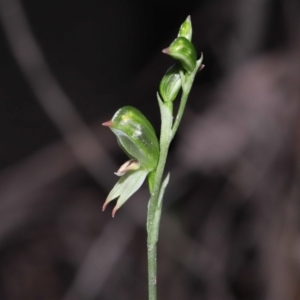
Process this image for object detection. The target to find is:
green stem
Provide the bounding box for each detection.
[146,97,173,300]
[146,56,203,300]
[172,57,203,140]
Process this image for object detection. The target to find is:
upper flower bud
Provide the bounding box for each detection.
[178,15,192,41]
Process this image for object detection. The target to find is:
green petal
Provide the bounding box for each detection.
[103,169,148,217]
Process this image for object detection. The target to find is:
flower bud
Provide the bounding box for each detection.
[103,106,159,171]
[162,37,197,73]
[178,15,192,41]
[159,63,182,102]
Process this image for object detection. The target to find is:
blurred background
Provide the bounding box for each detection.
[0,0,300,299]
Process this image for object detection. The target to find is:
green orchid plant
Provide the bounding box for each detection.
[102,16,203,300]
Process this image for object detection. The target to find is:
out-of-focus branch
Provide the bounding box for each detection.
[0,0,131,297]
[62,215,136,300]
[228,0,270,69]
[0,0,115,189]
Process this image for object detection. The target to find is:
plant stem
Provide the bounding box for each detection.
[146,57,202,300]
[146,97,173,300]
[171,57,202,140]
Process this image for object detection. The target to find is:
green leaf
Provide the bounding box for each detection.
[158,173,170,207]
[157,93,173,141]
[147,170,156,194]
[146,173,170,236]
[103,169,149,217]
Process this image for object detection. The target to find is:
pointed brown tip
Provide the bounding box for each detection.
[102,120,113,127]
[112,206,118,218]
[198,64,205,72]
[102,201,108,211]
[162,47,170,54]
[187,15,191,20]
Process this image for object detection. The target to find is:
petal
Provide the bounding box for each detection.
[103,169,149,217]
[114,159,140,176]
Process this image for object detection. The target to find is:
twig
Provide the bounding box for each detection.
[0,0,114,189]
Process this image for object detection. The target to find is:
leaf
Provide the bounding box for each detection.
[146,173,170,237]
[157,173,170,207]
[157,93,173,141]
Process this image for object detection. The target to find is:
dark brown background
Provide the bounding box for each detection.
[0,0,300,299]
